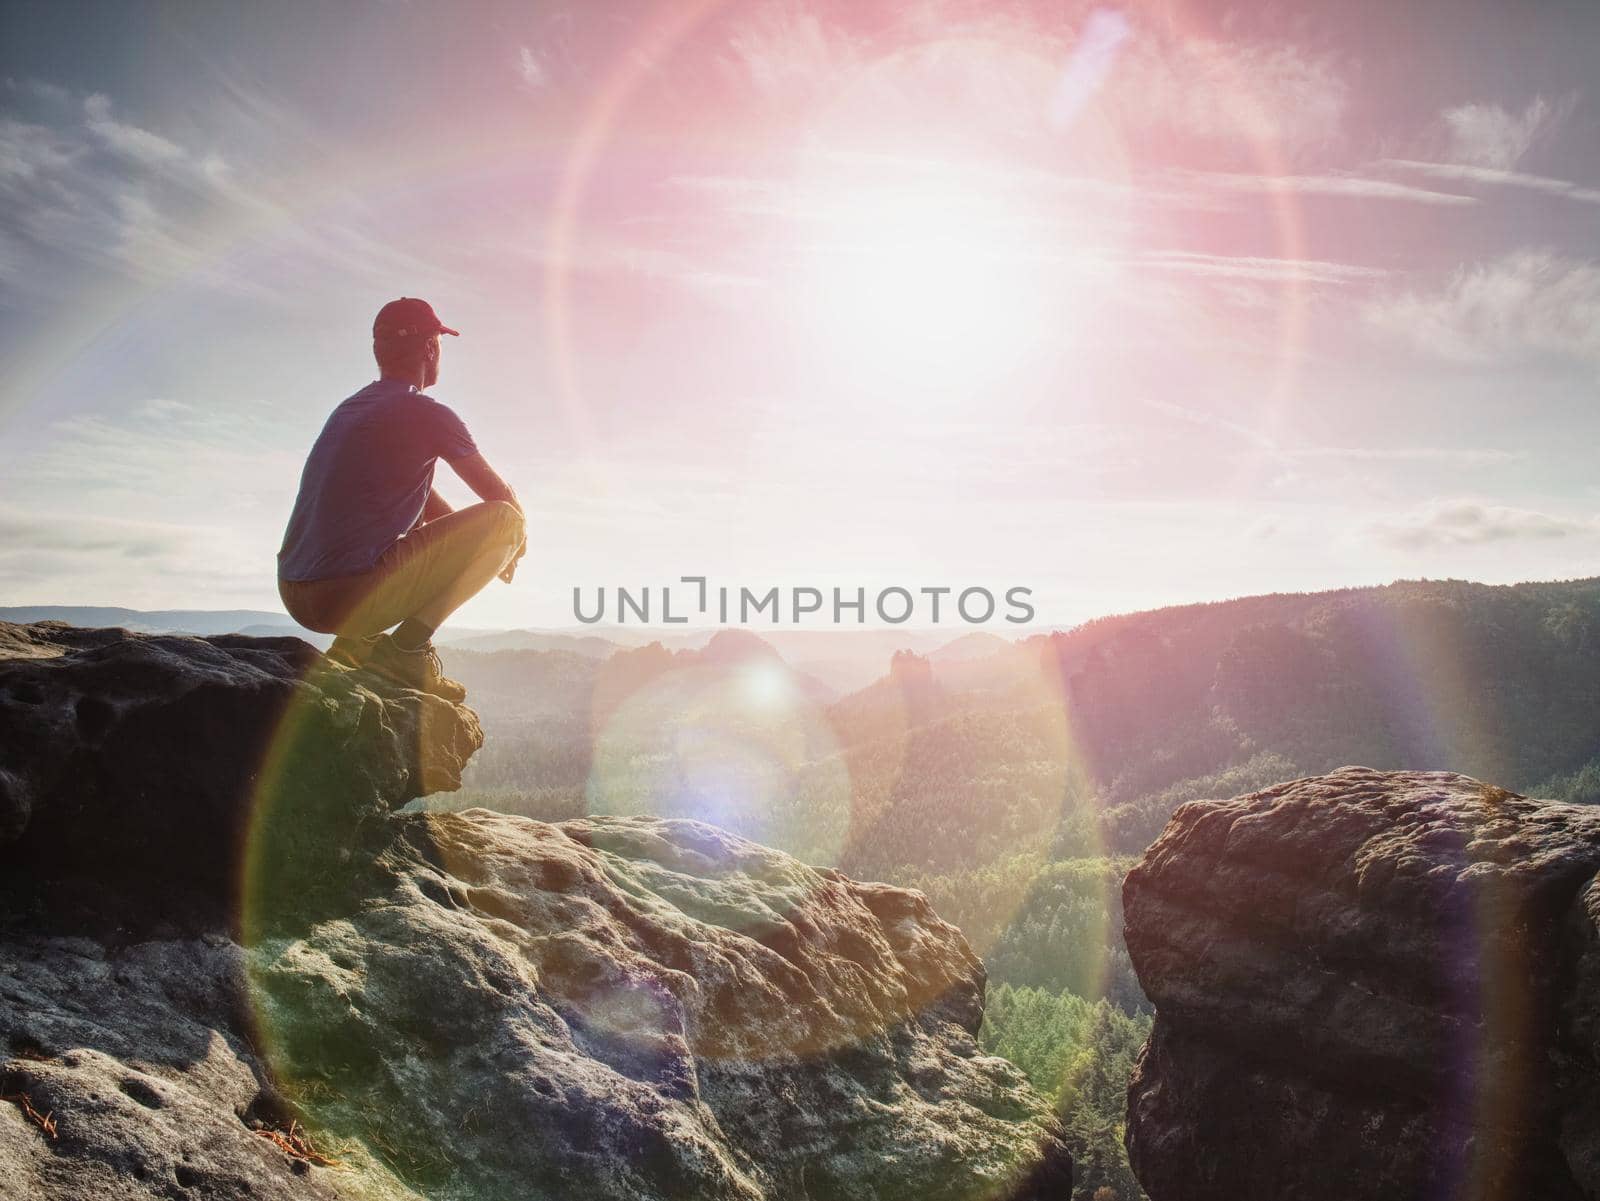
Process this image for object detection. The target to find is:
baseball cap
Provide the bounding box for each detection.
[373,297,459,339]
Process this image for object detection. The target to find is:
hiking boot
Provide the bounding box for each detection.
[361,634,468,703]
[325,633,381,669]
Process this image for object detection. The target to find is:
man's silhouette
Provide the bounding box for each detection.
[277,298,525,701]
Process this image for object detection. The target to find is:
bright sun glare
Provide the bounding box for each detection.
[793,168,1085,395]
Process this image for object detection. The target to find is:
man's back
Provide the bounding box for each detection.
[277,379,477,582]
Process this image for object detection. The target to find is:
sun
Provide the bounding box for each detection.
[789,163,1088,396]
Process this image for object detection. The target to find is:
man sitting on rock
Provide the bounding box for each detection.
[277,297,525,702]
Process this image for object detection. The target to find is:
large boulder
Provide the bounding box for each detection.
[0,620,481,932]
[1122,765,1600,1200]
[0,623,1071,1199]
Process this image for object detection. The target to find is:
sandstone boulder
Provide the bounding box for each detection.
[1123,766,1600,1200]
[0,620,480,932]
[0,623,1071,1199]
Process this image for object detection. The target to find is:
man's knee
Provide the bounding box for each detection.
[485,500,525,546]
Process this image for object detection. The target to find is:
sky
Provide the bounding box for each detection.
[3,0,1600,631]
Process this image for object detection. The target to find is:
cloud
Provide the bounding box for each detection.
[1443,96,1571,170]
[0,117,79,182]
[660,155,1137,312]
[1140,396,1278,451]
[1368,94,1589,206]
[1365,251,1600,366]
[0,507,194,559]
[5,78,72,108]
[722,6,859,101]
[1,400,304,609]
[83,93,186,167]
[1137,250,1385,285]
[1379,159,1600,205]
[1291,446,1520,467]
[1110,29,1347,157]
[136,397,198,420]
[1141,397,1517,470]
[1180,169,1475,206]
[18,408,302,496]
[0,83,445,304]
[671,157,1413,324]
[1367,500,1598,550]
[0,94,250,296]
[714,4,1348,160]
[517,46,547,90]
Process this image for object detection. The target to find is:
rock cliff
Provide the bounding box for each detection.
[1122,765,1600,1201]
[0,622,1071,1200]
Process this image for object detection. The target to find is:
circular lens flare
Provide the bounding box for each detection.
[587,659,851,871]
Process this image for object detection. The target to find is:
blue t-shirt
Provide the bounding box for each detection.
[277,379,479,581]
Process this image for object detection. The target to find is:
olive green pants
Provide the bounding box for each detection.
[279,500,524,637]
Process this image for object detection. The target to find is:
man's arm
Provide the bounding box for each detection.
[446,452,521,511]
[446,452,525,582]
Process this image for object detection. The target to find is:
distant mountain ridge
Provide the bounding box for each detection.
[0,606,312,636]
[440,626,1023,692]
[0,607,1035,693]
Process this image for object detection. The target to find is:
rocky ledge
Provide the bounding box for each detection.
[0,622,1071,1200]
[1122,765,1600,1201]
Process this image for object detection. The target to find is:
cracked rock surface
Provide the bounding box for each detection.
[1123,766,1600,1201]
[0,622,1071,1199]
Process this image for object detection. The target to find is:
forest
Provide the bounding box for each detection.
[427,576,1600,1199]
